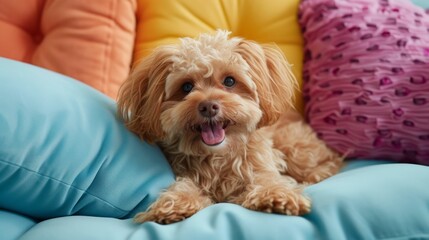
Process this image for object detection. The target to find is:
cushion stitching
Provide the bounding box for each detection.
[378,233,429,240]
[0,158,128,214]
[102,0,116,96]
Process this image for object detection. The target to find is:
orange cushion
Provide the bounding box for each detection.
[134,0,304,113]
[0,0,136,99]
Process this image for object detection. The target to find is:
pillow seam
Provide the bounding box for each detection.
[101,0,116,96]
[0,158,128,214]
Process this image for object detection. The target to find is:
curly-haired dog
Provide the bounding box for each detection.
[117,30,343,224]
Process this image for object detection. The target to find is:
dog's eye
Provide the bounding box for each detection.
[223,76,236,88]
[182,82,194,94]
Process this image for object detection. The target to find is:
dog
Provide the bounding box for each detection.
[117,30,343,224]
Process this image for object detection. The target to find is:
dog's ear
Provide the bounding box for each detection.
[117,46,175,143]
[235,40,298,127]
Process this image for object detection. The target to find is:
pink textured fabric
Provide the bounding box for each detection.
[300,0,429,164]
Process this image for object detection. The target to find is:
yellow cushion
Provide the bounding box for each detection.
[134,0,304,113]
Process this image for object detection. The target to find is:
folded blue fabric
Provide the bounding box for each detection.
[0,57,174,219]
[16,162,429,240]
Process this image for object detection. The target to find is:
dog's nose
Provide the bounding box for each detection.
[198,100,219,118]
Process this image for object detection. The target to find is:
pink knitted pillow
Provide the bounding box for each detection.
[300,0,429,165]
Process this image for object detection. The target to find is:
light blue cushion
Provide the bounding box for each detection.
[412,0,429,9]
[0,210,36,240]
[17,161,429,240]
[0,57,174,219]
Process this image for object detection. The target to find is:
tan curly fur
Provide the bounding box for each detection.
[117,30,343,224]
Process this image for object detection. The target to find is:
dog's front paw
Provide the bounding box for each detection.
[134,190,212,224]
[134,202,197,224]
[241,185,311,215]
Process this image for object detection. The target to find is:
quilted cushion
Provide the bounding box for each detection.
[133,0,305,113]
[0,0,136,99]
[0,58,174,219]
[300,0,429,164]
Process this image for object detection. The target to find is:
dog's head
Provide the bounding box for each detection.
[118,30,297,155]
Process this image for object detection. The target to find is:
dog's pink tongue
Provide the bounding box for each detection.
[201,122,225,146]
